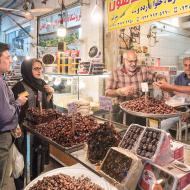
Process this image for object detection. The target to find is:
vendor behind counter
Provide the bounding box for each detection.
[105,50,162,125]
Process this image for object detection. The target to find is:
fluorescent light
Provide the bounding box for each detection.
[66,79,72,85]
[54,78,62,86]
[13,55,18,62]
[161,17,179,27]
[25,55,31,60]
[91,4,101,23]
[57,25,66,37]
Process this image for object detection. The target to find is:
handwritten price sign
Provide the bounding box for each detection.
[67,102,77,115]
[99,96,113,111]
[141,82,149,92]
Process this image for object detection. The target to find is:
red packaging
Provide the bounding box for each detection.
[170,141,184,161]
[138,162,190,190]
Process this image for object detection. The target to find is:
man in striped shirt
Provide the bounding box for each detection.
[106,50,156,101]
[106,50,157,125]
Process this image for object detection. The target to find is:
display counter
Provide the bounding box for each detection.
[23,115,127,184]
[23,109,190,190]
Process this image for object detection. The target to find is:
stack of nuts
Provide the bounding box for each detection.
[33,113,100,147]
[120,125,144,150]
[29,174,104,190]
[87,122,121,164]
[136,128,161,159]
[121,96,176,114]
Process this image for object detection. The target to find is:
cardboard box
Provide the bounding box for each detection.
[170,141,184,161]
[138,161,190,190]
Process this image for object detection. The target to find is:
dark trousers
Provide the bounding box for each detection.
[0,132,12,190]
[14,129,50,189]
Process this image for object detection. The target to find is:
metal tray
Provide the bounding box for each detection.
[120,102,181,119]
[24,117,127,154]
[24,122,85,153]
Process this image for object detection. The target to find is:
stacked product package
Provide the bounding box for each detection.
[97,124,190,190]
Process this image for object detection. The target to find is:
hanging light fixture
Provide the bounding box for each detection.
[57,0,67,37]
[91,0,101,23]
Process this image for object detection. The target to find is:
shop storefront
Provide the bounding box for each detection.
[1,0,190,190]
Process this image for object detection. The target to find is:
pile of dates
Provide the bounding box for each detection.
[26,108,61,125]
[120,125,144,150]
[136,128,161,159]
[87,122,121,164]
[122,96,176,114]
[29,173,104,190]
[33,113,101,147]
[101,148,132,183]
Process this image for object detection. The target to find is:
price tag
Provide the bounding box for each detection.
[141,82,149,92]
[99,96,112,111]
[67,102,77,115]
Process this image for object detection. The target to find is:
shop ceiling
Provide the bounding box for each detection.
[0,0,22,8]
[1,0,190,30]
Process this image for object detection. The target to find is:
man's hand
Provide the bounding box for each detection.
[17,96,28,106]
[153,81,172,92]
[11,126,22,138]
[44,85,54,95]
[116,86,135,96]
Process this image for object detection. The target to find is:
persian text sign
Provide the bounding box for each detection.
[107,0,190,31]
[99,96,113,111]
[67,102,77,115]
[39,6,81,34]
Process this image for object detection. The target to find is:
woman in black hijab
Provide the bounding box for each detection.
[12,58,54,189]
[13,58,54,121]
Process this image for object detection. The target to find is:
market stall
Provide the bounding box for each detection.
[1,0,190,189]
[23,107,190,190]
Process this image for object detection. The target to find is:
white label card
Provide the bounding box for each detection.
[141,82,149,92]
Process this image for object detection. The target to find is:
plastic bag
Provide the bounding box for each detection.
[12,144,24,179]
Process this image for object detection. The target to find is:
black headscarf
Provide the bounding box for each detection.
[21,58,53,109]
[21,58,46,91]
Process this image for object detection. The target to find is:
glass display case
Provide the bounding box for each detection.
[44,73,110,110]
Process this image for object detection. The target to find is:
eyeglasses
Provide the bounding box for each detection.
[123,58,137,64]
[32,67,43,71]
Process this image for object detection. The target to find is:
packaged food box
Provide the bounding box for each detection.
[138,161,190,190]
[119,124,145,152]
[100,147,143,190]
[170,141,184,161]
[87,123,121,164]
[136,127,173,165]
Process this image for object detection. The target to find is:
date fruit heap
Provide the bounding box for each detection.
[136,128,161,159]
[122,96,176,114]
[33,113,100,147]
[101,148,132,183]
[29,173,104,190]
[120,125,144,150]
[87,122,121,164]
[26,108,61,125]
